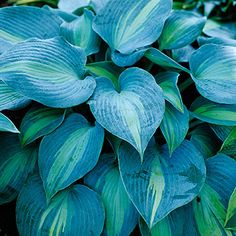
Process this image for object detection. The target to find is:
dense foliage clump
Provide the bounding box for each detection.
[0,0,236,235]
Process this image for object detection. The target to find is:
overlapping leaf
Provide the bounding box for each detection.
[39,113,104,199]
[93,0,172,54]
[0,6,61,44]
[0,37,95,108]
[118,139,206,227]
[190,44,236,104]
[61,9,101,55]
[85,154,139,235]
[0,134,37,204]
[159,10,206,50]
[20,106,66,146]
[190,97,236,126]
[16,175,105,236]
[0,113,19,133]
[89,67,165,159]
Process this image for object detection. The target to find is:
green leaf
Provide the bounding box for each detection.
[39,113,104,199]
[0,81,30,111]
[190,97,236,126]
[210,124,234,141]
[145,48,190,73]
[85,154,139,236]
[190,44,236,104]
[86,61,124,87]
[0,37,95,108]
[19,106,66,146]
[225,188,236,230]
[60,9,101,55]
[16,175,105,236]
[220,127,236,158]
[155,71,184,112]
[0,6,61,44]
[192,154,236,236]
[92,0,172,54]
[190,124,220,159]
[0,133,37,204]
[0,112,19,133]
[160,103,189,155]
[118,139,206,227]
[88,67,165,159]
[159,10,206,50]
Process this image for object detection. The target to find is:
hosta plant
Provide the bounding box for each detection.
[0,0,236,235]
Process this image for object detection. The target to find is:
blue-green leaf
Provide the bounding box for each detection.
[203,19,236,40]
[225,188,236,230]
[0,112,19,133]
[91,0,110,13]
[220,127,236,158]
[86,61,124,84]
[0,37,95,108]
[58,0,90,12]
[16,175,105,236]
[145,48,190,73]
[141,154,236,236]
[0,133,37,204]
[172,45,195,63]
[85,154,139,235]
[88,67,165,159]
[0,81,30,111]
[60,9,101,55]
[197,36,236,47]
[111,48,146,67]
[159,10,206,50]
[92,0,172,54]
[190,44,236,104]
[20,106,66,146]
[0,6,61,44]
[210,124,234,141]
[0,38,12,54]
[190,97,236,126]
[160,103,189,155]
[118,139,206,227]
[39,113,104,199]
[192,154,236,236]
[190,124,220,159]
[155,71,184,112]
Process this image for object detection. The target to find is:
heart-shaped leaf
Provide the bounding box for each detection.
[141,153,236,235]
[89,67,165,159]
[16,175,105,236]
[159,10,206,50]
[0,6,61,44]
[118,139,206,227]
[0,133,37,205]
[160,103,189,155]
[39,113,104,199]
[0,113,19,133]
[190,97,236,126]
[93,0,172,54]
[0,37,95,108]
[85,154,139,236]
[19,106,66,146]
[190,44,236,104]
